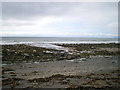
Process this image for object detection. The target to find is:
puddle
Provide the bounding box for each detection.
[66,58,86,62]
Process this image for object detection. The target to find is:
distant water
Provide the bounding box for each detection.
[1,37,119,44]
[1,37,119,50]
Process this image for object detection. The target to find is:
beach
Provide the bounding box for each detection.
[2,1,119,89]
[1,43,120,89]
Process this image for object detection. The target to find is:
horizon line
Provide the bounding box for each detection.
[1,36,119,38]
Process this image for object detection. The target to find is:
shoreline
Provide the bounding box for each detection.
[1,42,119,46]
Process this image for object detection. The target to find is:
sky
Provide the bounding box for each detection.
[1,2,118,37]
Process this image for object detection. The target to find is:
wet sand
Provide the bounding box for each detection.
[2,56,120,88]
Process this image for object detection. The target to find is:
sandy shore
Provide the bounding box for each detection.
[1,43,120,89]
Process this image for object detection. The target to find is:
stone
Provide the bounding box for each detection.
[33,50,37,52]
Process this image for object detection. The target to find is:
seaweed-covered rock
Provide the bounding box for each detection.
[2,43,120,64]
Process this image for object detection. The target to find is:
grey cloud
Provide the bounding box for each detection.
[1,2,118,37]
[2,2,78,20]
[2,22,34,26]
[2,2,117,20]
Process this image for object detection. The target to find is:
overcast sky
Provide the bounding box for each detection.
[2,2,118,37]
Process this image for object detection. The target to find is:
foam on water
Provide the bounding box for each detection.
[1,37,119,50]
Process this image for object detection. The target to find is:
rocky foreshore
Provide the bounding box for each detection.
[1,43,120,89]
[2,43,120,64]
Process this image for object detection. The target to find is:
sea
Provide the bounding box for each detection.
[1,37,119,50]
